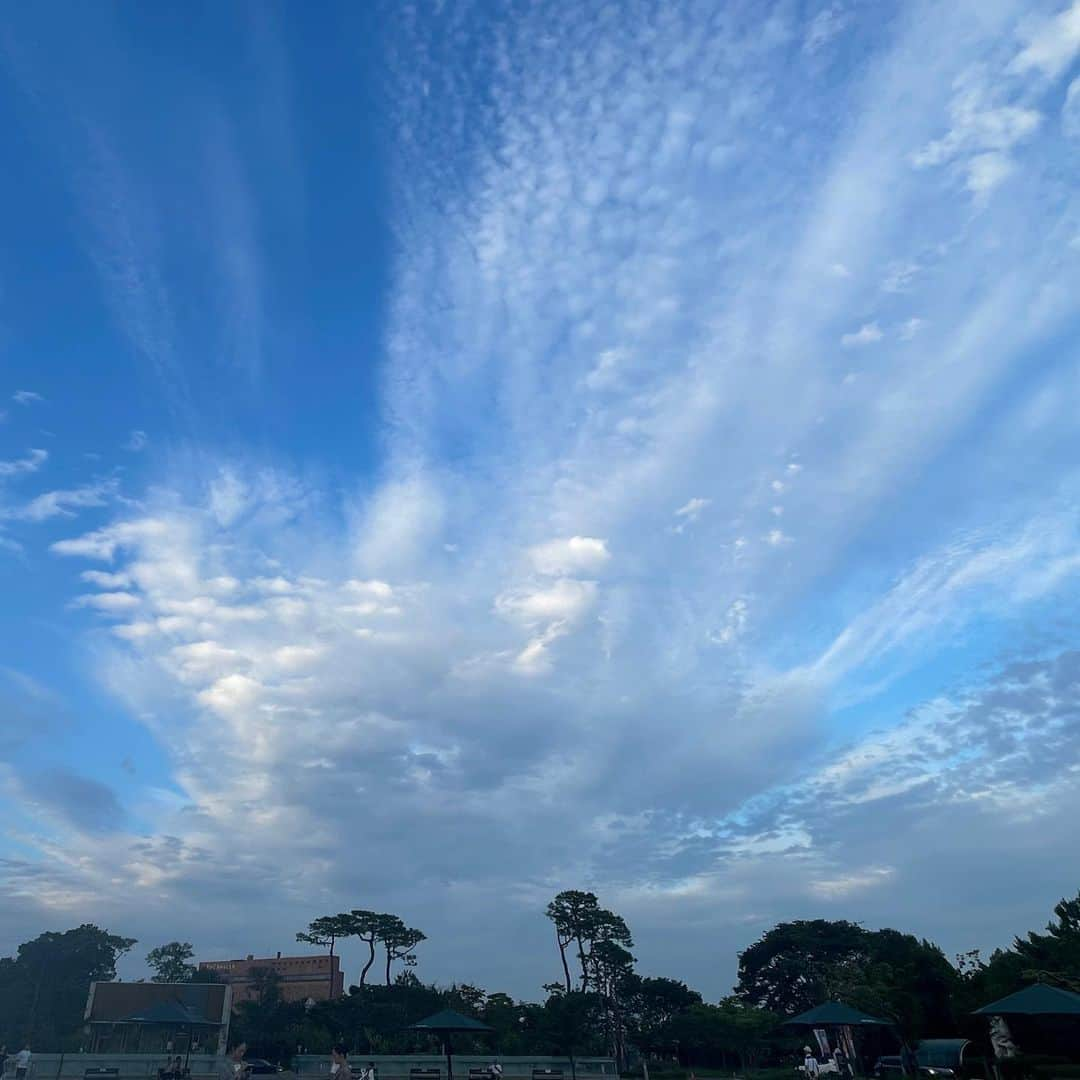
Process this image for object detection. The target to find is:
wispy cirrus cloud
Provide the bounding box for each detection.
[2,0,1079,994]
[0,448,47,477]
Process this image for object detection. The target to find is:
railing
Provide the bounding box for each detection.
[3,1056,617,1080]
[1,1056,222,1080]
[295,1057,617,1080]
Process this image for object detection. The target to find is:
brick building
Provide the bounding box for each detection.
[197,953,344,1006]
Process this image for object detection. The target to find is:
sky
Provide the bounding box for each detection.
[1,0,1079,1001]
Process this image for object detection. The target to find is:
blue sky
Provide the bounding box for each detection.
[1,0,1079,998]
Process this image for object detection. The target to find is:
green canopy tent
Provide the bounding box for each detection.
[784,1003,894,1076]
[117,1000,218,1069]
[974,984,1080,1063]
[973,984,1080,1017]
[785,1003,892,1028]
[408,1009,495,1080]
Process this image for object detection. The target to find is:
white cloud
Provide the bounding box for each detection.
[672,498,710,532]
[828,262,852,278]
[1009,0,1080,80]
[529,536,610,575]
[966,151,1015,197]
[584,349,624,391]
[75,591,141,614]
[809,866,895,899]
[496,578,598,625]
[882,260,920,293]
[125,429,148,452]
[7,0,1080,997]
[12,390,44,405]
[208,467,249,527]
[899,317,927,340]
[1064,77,1080,139]
[0,448,48,477]
[6,481,115,522]
[81,570,131,589]
[840,321,883,347]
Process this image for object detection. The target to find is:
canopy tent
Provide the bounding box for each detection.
[408,1010,495,1080]
[974,984,1080,1016]
[119,1001,213,1024]
[785,1003,892,1027]
[117,999,220,1067]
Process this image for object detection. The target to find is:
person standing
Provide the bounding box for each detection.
[15,1045,32,1080]
[834,1046,852,1080]
[803,1047,819,1079]
[901,1044,919,1080]
[219,1043,251,1080]
[330,1045,350,1080]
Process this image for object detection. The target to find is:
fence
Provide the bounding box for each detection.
[2,1057,617,1080]
[1,1056,222,1080]
[295,1057,617,1080]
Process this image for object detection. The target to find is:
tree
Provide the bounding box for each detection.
[1015,890,1080,985]
[249,967,283,1007]
[545,892,634,992]
[537,991,604,1080]
[297,914,354,958]
[1,925,136,1050]
[547,892,600,991]
[735,920,959,1039]
[624,976,701,1055]
[665,1000,780,1071]
[581,912,633,992]
[736,919,868,1015]
[349,910,385,987]
[375,916,426,986]
[146,942,196,983]
[585,939,635,1069]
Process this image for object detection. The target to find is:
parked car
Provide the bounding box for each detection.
[874,1039,971,1080]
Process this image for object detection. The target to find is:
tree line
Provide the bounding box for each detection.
[2,887,1079,1070]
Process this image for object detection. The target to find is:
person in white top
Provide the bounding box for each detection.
[15,1046,33,1080]
[803,1048,820,1078]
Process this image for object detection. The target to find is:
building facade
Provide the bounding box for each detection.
[197,953,344,1005]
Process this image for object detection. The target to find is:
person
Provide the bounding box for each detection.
[15,1045,32,1080]
[220,1043,251,1080]
[803,1047,819,1078]
[358,1063,376,1080]
[330,1045,349,1080]
[901,1044,919,1079]
[833,1046,851,1080]
[173,1057,188,1079]
[489,1065,503,1080]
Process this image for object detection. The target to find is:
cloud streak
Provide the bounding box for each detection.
[2,0,1078,995]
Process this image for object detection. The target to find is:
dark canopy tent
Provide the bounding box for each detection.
[974,984,1080,1062]
[784,1002,894,1075]
[408,1010,495,1080]
[973,984,1080,1016]
[118,1000,218,1068]
[120,1002,211,1024]
[785,1003,892,1027]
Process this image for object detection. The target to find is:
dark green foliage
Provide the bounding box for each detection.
[146,941,196,983]
[0,924,136,1051]
[735,920,960,1038]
